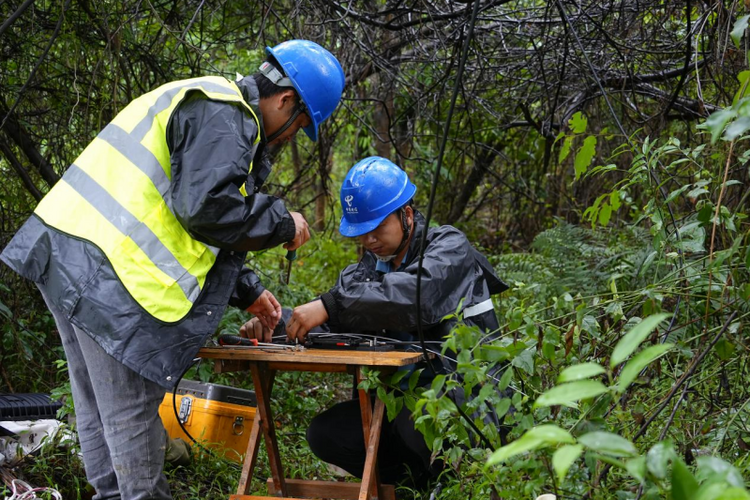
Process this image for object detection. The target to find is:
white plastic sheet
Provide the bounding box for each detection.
[0,420,72,467]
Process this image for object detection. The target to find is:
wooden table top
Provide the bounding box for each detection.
[198,346,425,367]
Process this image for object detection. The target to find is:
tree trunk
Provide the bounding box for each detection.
[0,102,59,189]
[0,138,43,201]
[446,142,501,224]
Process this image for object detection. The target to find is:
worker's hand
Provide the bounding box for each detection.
[246,290,281,330]
[239,317,273,343]
[284,212,310,251]
[286,300,328,343]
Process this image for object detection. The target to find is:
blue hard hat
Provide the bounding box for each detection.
[266,40,345,142]
[339,157,417,237]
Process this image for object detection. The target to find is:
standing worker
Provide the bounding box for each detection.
[241,156,507,489]
[1,40,345,500]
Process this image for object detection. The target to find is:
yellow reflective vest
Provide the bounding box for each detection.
[34,76,260,323]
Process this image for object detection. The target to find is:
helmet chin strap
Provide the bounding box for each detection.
[373,208,411,263]
[392,206,412,257]
[266,101,305,143]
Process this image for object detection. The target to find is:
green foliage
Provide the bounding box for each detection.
[362,99,750,498]
[1,2,749,499]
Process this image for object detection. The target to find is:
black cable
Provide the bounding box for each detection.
[171,359,208,449]
[414,0,493,450]
[170,358,240,468]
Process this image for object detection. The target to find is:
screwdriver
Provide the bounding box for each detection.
[284,249,296,285]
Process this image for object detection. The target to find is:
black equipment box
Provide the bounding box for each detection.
[0,393,62,421]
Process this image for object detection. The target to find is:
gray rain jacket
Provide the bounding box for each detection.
[320,211,509,428]
[320,211,507,347]
[1,76,294,388]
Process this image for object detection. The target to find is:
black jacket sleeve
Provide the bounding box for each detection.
[320,227,482,338]
[167,93,295,252]
[228,267,266,309]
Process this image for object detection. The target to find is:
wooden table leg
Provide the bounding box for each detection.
[249,361,287,497]
[356,367,385,500]
[360,398,387,500]
[236,409,262,495]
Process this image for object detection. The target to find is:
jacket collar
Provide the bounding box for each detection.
[235,76,267,144]
[402,210,427,267]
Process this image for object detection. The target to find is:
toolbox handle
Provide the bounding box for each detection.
[233,416,245,436]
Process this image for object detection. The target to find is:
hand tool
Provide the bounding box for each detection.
[217,335,288,350]
[284,249,296,285]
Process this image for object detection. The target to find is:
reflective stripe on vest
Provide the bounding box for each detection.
[34,77,260,323]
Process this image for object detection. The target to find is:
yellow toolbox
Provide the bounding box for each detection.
[159,379,257,462]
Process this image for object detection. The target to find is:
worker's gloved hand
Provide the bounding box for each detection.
[239,317,273,343]
[246,290,281,330]
[286,300,329,343]
[284,211,310,251]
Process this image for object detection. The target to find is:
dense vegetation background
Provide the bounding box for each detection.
[0,0,748,499]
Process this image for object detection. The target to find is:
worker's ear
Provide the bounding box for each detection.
[276,89,297,111]
[404,205,414,228]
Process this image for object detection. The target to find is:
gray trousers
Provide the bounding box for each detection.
[41,288,172,500]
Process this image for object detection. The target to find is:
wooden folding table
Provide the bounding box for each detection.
[198,346,426,500]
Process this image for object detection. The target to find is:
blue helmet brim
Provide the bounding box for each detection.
[339,213,389,237]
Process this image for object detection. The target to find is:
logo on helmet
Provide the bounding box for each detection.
[344,194,357,214]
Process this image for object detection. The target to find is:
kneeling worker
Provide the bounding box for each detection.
[241,156,507,488]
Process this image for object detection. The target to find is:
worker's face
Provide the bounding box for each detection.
[261,90,312,146]
[358,206,413,257]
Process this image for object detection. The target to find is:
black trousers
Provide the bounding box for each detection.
[306,397,439,488]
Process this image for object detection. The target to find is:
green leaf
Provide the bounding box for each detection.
[559,136,573,163]
[610,313,670,367]
[511,348,535,374]
[431,374,446,394]
[0,300,11,320]
[487,424,575,466]
[616,344,673,392]
[498,367,513,391]
[479,344,510,362]
[699,108,738,144]
[578,431,637,457]
[553,444,583,482]
[673,221,706,253]
[609,189,622,211]
[558,362,606,383]
[716,488,750,500]
[599,203,612,226]
[390,369,410,385]
[495,398,512,420]
[534,380,609,408]
[731,15,750,49]
[574,136,597,180]
[527,424,576,444]
[408,369,422,392]
[647,441,675,479]
[698,203,714,225]
[723,116,750,141]
[584,193,606,226]
[626,456,647,484]
[715,339,735,360]
[686,186,710,200]
[696,456,745,488]
[569,111,588,134]
[694,481,728,500]
[672,457,699,500]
